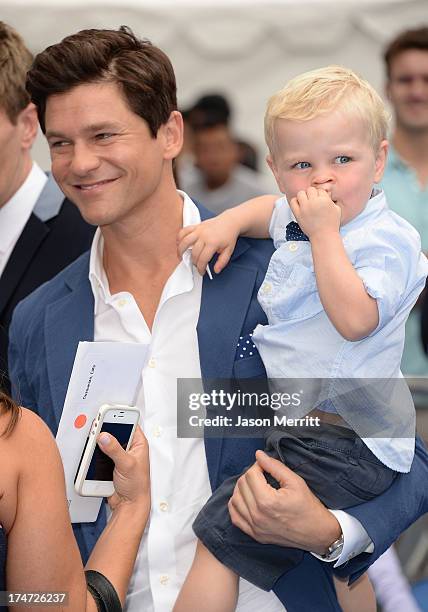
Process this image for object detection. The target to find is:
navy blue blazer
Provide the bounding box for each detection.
[8,204,428,612]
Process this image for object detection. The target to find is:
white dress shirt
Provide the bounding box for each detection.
[0,162,47,277]
[88,191,371,610]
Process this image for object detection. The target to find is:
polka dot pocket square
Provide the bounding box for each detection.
[235,333,259,360]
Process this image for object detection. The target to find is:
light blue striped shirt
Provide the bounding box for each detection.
[382,146,428,376]
[253,190,428,472]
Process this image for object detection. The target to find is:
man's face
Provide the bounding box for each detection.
[268,111,387,226]
[193,124,238,189]
[45,82,180,227]
[0,106,37,208]
[387,49,428,132]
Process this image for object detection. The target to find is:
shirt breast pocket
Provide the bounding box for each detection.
[270,261,323,321]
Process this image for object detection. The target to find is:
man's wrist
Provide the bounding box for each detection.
[312,511,343,556]
[321,533,344,560]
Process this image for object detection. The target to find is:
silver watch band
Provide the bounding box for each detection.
[322,533,344,560]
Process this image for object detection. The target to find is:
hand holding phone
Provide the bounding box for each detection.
[74,404,140,497]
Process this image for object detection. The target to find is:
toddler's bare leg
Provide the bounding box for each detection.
[174,540,239,612]
[334,573,376,612]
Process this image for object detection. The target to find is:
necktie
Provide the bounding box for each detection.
[286,221,310,242]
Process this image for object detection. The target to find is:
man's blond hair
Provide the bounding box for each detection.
[265,66,389,155]
[0,22,33,123]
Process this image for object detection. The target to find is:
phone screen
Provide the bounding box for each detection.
[85,421,134,482]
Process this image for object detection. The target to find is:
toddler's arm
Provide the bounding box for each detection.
[178,195,277,275]
[292,187,379,341]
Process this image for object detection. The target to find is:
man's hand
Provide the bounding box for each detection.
[228,450,342,555]
[289,187,341,240]
[177,213,240,275]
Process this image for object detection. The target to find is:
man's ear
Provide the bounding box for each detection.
[374,139,389,183]
[17,103,39,151]
[162,110,184,161]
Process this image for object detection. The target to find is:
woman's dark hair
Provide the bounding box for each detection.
[26,25,177,136]
[0,390,20,437]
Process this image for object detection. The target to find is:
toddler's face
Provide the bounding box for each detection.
[268,111,388,226]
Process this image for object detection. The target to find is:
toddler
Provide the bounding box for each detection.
[174,66,428,611]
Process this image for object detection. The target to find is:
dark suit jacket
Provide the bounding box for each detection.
[0,175,95,390]
[8,203,428,611]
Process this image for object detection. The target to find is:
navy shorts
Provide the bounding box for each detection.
[193,423,397,591]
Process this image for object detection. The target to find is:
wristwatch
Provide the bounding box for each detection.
[322,533,344,561]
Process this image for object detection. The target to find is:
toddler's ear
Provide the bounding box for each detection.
[266,154,284,192]
[374,139,389,183]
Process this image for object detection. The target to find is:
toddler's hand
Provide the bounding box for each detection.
[289,187,341,239]
[177,215,240,275]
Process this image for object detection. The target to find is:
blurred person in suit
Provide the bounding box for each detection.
[381,26,428,373]
[0,390,151,611]
[0,22,95,389]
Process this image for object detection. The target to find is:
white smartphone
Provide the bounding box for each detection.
[74,404,140,497]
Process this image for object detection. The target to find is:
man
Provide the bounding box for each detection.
[181,119,271,214]
[381,26,428,373]
[0,22,94,387]
[9,27,428,611]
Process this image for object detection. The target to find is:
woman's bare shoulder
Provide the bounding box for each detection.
[0,407,59,485]
[0,407,61,533]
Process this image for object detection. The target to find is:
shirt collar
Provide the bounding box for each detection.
[340,188,387,235]
[0,162,47,254]
[179,190,202,270]
[89,190,202,313]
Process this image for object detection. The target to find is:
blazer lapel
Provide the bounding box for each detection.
[0,214,48,317]
[43,256,107,549]
[197,202,256,378]
[44,259,94,427]
[198,240,259,489]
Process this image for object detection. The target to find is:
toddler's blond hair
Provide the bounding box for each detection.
[265,66,389,155]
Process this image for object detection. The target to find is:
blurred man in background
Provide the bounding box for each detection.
[179,94,272,213]
[0,22,94,389]
[181,119,270,213]
[381,26,428,374]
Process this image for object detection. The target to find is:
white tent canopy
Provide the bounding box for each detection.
[2,0,426,174]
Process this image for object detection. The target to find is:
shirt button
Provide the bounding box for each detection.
[117,298,128,307]
[148,358,156,368]
[153,426,163,438]
[160,575,169,585]
[159,501,168,512]
[288,243,298,252]
[261,282,272,294]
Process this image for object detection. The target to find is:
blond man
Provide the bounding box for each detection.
[174,66,428,611]
[0,22,94,387]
